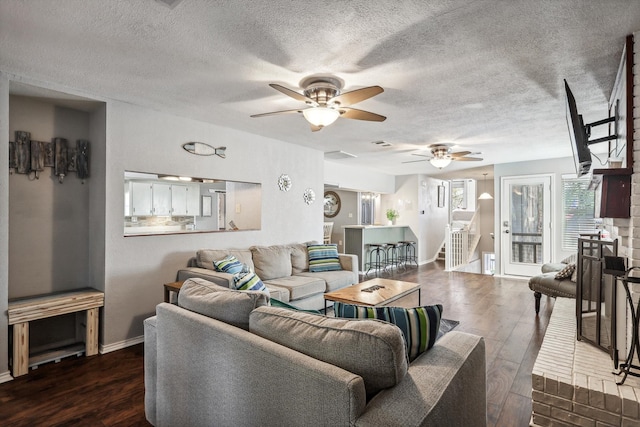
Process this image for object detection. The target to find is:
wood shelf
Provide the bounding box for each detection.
[592,168,633,176]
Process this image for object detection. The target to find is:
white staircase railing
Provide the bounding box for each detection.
[445,207,482,271]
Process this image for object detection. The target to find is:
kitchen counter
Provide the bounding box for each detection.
[343,225,418,271]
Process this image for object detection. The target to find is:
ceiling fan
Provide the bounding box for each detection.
[250,76,386,132]
[403,144,483,169]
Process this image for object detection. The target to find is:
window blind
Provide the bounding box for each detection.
[562,177,596,250]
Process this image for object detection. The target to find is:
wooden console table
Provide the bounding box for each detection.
[8,288,104,377]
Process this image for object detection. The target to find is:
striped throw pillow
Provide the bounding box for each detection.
[234,271,269,296]
[334,302,443,362]
[213,255,245,274]
[307,244,341,272]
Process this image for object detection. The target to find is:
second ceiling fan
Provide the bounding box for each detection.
[251,76,386,131]
[403,144,483,169]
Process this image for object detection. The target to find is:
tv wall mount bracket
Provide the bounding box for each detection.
[585,100,618,146]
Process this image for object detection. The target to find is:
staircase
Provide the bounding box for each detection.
[444,207,482,271]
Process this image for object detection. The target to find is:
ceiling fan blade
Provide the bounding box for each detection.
[411,153,432,158]
[269,83,315,104]
[453,157,483,162]
[250,109,302,118]
[401,159,428,164]
[339,107,386,122]
[331,86,384,107]
[450,151,471,158]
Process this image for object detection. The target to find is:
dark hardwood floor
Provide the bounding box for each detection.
[0,262,553,426]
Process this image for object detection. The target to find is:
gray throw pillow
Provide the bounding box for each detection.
[249,306,408,398]
[178,278,268,330]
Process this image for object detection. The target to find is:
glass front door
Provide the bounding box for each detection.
[501,175,552,276]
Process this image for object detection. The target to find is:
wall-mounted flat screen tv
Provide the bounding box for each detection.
[564,79,591,177]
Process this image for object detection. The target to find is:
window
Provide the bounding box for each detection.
[451,181,466,210]
[562,176,596,250]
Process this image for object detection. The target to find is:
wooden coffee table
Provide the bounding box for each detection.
[324,278,421,312]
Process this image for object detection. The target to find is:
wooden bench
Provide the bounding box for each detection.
[8,288,104,377]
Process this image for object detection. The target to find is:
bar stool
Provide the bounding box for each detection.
[365,243,387,277]
[399,240,418,267]
[385,242,403,274]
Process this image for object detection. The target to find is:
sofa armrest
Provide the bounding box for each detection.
[541,262,567,273]
[144,315,158,426]
[176,267,233,288]
[155,303,367,425]
[339,253,359,277]
[356,331,486,427]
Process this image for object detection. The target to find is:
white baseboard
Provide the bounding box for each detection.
[0,371,14,383]
[100,335,144,354]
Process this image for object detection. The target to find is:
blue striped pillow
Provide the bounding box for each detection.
[307,244,341,272]
[333,302,443,361]
[234,271,269,296]
[213,255,245,274]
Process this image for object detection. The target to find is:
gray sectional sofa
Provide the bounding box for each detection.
[144,278,487,426]
[176,243,359,311]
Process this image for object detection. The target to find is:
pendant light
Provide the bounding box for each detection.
[478,173,493,200]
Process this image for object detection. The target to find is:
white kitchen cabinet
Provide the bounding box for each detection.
[130,182,153,216]
[171,185,188,215]
[152,183,172,216]
[171,184,200,215]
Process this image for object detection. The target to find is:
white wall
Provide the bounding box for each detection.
[102,100,324,347]
[418,176,449,262]
[324,161,395,193]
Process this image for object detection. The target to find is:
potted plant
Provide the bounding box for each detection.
[386,209,399,225]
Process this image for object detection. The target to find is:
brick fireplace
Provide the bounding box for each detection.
[531,298,640,426]
[531,31,640,427]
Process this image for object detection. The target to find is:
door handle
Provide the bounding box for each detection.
[504,230,510,234]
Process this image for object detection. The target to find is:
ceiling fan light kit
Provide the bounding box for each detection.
[251,76,385,131]
[430,157,452,169]
[403,144,483,169]
[302,107,340,127]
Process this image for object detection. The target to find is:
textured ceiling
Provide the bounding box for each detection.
[1,0,640,178]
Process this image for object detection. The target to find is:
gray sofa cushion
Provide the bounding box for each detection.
[178,278,268,330]
[297,270,358,292]
[196,249,254,271]
[263,275,326,301]
[250,245,292,280]
[289,243,310,274]
[250,306,408,398]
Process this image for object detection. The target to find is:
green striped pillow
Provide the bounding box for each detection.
[333,302,443,361]
[234,271,269,296]
[213,255,245,274]
[307,243,341,272]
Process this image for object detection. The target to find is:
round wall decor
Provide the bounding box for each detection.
[278,174,292,192]
[303,188,315,205]
[324,190,341,218]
